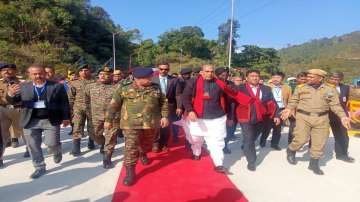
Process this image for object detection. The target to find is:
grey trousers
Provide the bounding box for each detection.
[23,119,61,170]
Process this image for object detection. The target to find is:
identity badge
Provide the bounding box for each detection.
[33,100,46,109]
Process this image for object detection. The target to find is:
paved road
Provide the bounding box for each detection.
[1,127,360,202]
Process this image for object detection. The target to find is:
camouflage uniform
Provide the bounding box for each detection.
[68,79,95,140]
[85,82,114,145]
[105,80,168,166]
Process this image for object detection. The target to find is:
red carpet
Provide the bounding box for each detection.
[112,133,248,202]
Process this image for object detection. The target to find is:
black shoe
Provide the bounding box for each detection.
[286,148,297,165]
[223,147,231,154]
[260,142,266,148]
[87,138,95,150]
[140,154,150,165]
[11,138,19,148]
[192,155,201,161]
[103,153,114,169]
[23,149,30,158]
[308,158,324,175]
[214,166,227,173]
[336,156,355,163]
[271,145,282,151]
[123,166,136,186]
[241,145,244,150]
[53,153,62,164]
[30,168,46,179]
[247,163,256,171]
[100,144,105,154]
[0,160,4,168]
[71,139,81,156]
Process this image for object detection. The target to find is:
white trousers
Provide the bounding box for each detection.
[184,115,227,166]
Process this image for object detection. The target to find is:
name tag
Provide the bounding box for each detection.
[33,100,46,109]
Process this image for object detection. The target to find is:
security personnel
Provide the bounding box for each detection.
[327,72,354,163]
[0,63,29,164]
[68,64,96,156]
[104,67,169,186]
[84,67,113,158]
[0,63,23,149]
[281,69,351,175]
[112,69,124,84]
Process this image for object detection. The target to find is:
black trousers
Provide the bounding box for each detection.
[240,121,264,165]
[330,117,349,157]
[288,117,296,144]
[260,117,282,147]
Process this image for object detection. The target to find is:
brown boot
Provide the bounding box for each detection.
[123,165,136,186]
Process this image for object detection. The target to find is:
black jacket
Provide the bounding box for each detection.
[6,80,70,128]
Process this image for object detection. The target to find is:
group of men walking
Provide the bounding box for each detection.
[0,61,356,186]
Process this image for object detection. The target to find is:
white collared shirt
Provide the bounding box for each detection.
[159,75,168,95]
[250,84,262,99]
[273,85,284,108]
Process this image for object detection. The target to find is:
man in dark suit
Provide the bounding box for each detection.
[7,64,70,179]
[152,62,177,151]
[215,67,237,154]
[328,72,355,163]
[236,70,280,171]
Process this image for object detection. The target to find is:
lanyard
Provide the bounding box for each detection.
[274,87,281,97]
[33,81,47,100]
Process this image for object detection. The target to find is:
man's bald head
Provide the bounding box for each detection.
[202,64,215,80]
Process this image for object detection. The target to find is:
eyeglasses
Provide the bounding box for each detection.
[159,68,169,71]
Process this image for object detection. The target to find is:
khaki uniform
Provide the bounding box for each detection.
[0,78,23,149]
[85,82,114,146]
[105,80,168,166]
[68,79,95,140]
[287,83,347,159]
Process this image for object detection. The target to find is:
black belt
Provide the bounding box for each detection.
[297,109,328,117]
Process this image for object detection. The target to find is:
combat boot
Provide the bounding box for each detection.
[308,158,324,175]
[71,139,81,156]
[11,138,19,148]
[139,153,150,165]
[286,148,297,165]
[123,165,136,186]
[87,138,95,150]
[103,152,114,169]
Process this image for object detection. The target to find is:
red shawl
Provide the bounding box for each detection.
[245,83,267,122]
[193,76,252,118]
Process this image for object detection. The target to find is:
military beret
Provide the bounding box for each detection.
[215,67,228,76]
[0,62,16,70]
[193,67,201,73]
[132,67,153,78]
[180,67,192,75]
[113,70,122,75]
[77,63,91,71]
[307,69,327,77]
[97,66,112,75]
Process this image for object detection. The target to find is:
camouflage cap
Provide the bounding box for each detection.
[307,69,327,77]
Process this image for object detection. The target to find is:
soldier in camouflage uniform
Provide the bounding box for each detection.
[105,67,169,186]
[68,64,96,156]
[85,67,114,160]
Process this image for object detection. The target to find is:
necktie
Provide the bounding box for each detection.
[161,77,167,95]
